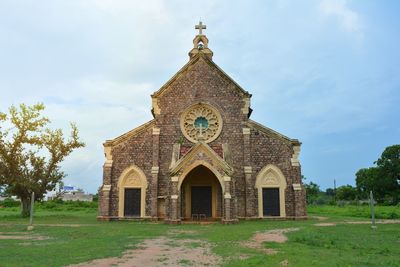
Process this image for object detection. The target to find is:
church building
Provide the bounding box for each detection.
[98,22,307,223]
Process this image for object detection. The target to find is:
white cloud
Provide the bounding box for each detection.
[319,0,363,35]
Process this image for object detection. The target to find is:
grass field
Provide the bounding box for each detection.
[0,204,399,267]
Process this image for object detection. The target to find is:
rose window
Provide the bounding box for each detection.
[180,104,223,143]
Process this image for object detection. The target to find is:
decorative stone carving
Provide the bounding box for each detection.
[180,103,222,143]
[125,174,142,187]
[262,172,279,185]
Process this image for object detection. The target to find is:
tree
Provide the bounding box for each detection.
[0,103,84,216]
[336,185,357,201]
[304,181,320,204]
[376,145,400,203]
[355,145,400,204]
[356,167,379,199]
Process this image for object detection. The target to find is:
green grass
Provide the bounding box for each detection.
[0,205,399,267]
[308,204,400,219]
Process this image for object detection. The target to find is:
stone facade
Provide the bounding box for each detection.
[98,24,307,223]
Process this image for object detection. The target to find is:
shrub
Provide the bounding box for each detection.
[0,198,20,207]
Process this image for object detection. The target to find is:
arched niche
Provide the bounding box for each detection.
[118,165,148,218]
[255,164,287,217]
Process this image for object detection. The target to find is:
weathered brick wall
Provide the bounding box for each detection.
[109,127,154,217]
[249,128,306,217]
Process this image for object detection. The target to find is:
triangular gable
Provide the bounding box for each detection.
[169,141,234,176]
[151,53,252,98]
[247,120,301,146]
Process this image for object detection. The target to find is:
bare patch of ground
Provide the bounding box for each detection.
[166,229,199,235]
[312,216,329,221]
[314,223,336,227]
[241,228,299,254]
[68,235,221,267]
[280,259,290,266]
[0,233,49,240]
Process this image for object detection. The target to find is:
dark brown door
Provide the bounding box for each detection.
[191,186,212,217]
[262,188,280,216]
[124,188,141,217]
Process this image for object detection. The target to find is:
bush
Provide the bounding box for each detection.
[35,200,97,211]
[0,198,20,207]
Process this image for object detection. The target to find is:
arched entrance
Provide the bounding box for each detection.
[180,165,223,220]
[255,164,287,218]
[117,165,148,218]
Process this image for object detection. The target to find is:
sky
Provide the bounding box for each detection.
[0,0,399,193]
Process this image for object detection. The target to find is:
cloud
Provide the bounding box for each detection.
[319,0,363,35]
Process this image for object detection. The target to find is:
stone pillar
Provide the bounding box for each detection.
[169,176,181,224]
[222,176,236,224]
[291,144,307,218]
[242,128,251,166]
[242,128,252,218]
[293,184,306,218]
[244,166,254,217]
[98,185,111,219]
[151,167,159,218]
[98,146,113,220]
[151,127,160,219]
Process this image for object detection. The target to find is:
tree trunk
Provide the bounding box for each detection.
[21,197,31,217]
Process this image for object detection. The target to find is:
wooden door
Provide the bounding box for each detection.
[262,188,280,216]
[124,188,141,217]
[191,186,212,217]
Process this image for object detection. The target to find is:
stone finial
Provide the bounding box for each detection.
[189,21,213,60]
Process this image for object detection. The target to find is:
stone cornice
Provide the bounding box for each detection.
[104,120,156,147]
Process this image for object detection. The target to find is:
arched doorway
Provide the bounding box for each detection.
[117,165,148,218]
[255,164,287,218]
[180,165,223,220]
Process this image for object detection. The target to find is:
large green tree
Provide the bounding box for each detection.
[336,185,357,201]
[0,103,84,216]
[356,145,400,204]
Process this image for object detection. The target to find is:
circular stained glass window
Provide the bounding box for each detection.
[180,103,223,143]
[194,117,209,129]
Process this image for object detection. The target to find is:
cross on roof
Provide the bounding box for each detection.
[195,21,206,35]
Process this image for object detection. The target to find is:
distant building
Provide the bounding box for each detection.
[60,191,93,202]
[48,187,93,202]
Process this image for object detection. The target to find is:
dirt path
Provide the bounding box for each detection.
[68,233,221,267]
[241,228,299,254]
[0,232,49,240]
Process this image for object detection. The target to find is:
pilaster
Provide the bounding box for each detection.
[169,176,181,224]
[242,128,252,218]
[244,166,254,217]
[151,127,160,218]
[222,176,235,223]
